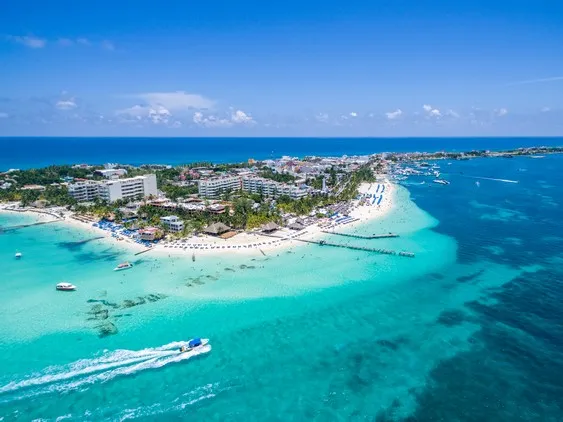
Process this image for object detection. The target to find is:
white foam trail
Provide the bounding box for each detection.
[465,175,519,184]
[0,342,211,399]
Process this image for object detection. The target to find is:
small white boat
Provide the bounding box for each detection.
[433,179,450,185]
[15,252,22,259]
[56,282,76,291]
[178,338,209,353]
[114,262,133,271]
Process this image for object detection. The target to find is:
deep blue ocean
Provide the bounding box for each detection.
[0,137,562,170]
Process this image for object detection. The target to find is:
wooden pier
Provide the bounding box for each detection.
[262,233,414,258]
[321,231,399,240]
[0,219,60,232]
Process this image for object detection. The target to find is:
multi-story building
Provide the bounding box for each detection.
[68,174,157,203]
[198,174,311,200]
[68,181,100,202]
[242,176,311,200]
[197,176,241,199]
[160,215,184,232]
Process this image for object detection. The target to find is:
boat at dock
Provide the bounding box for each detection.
[433,179,450,185]
[114,262,133,271]
[56,282,76,291]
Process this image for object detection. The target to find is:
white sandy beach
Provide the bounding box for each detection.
[0,181,395,258]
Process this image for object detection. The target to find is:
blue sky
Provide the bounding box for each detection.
[1,0,562,136]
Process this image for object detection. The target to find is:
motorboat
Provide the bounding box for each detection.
[179,338,209,353]
[15,252,22,259]
[56,282,76,291]
[114,262,133,271]
[433,179,450,185]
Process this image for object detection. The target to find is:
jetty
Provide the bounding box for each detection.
[321,231,399,240]
[0,220,60,232]
[262,233,414,258]
[134,248,153,256]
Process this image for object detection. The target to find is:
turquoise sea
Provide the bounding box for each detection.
[1,152,563,420]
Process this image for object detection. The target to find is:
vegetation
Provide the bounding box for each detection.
[258,167,297,183]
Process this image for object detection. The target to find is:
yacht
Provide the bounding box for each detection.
[114,262,133,271]
[56,282,76,291]
[15,252,22,259]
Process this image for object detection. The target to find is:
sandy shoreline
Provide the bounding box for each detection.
[0,181,396,258]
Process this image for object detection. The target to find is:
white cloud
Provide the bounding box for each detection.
[541,106,551,113]
[56,99,78,110]
[193,109,256,128]
[495,108,508,117]
[193,112,232,128]
[7,35,46,48]
[77,38,90,46]
[148,105,171,124]
[101,40,115,51]
[507,76,563,86]
[134,91,215,111]
[422,104,441,117]
[315,113,329,123]
[58,38,74,46]
[385,109,403,120]
[445,109,460,118]
[0,112,8,118]
[116,104,150,118]
[231,109,255,125]
[349,112,358,117]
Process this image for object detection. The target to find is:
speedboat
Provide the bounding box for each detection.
[56,282,76,291]
[15,252,22,259]
[179,338,209,353]
[433,179,450,185]
[114,262,133,271]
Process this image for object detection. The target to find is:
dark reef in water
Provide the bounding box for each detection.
[456,269,485,283]
[437,309,469,327]
[86,293,167,337]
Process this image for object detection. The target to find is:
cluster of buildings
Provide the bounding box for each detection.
[198,174,312,200]
[68,174,158,203]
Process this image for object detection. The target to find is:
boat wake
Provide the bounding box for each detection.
[0,341,211,402]
[464,175,519,184]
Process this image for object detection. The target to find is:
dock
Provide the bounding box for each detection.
[262,233,414,258]
[0,219,60,232]
[321,231,399,240]
[134,248,153,256]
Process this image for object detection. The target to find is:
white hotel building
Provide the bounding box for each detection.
[69,174,158,203]
[197,176,242,199]
[198,175,311,200]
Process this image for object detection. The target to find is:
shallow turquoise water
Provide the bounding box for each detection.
[1,155,563,420]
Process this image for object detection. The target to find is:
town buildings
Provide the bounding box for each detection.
[160,215,184,232]
[198,175,311,200]
[68,174,157,203]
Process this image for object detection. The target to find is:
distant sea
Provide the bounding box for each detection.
[0,136,562,170]
[1,140,563,420]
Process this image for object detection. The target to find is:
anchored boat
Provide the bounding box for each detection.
[114,262,133,271]
[15,252,22,259]
[56,282,76,291]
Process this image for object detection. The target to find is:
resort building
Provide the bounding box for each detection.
[68,181,101,202]
[138,227,161,241]
[198,175,311,200]
[68,174,158,203]
[198,175,242,199]
[95,168,128,179]
[242,176,311,200]
[98,175,158,203]
[160,215,184,232]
